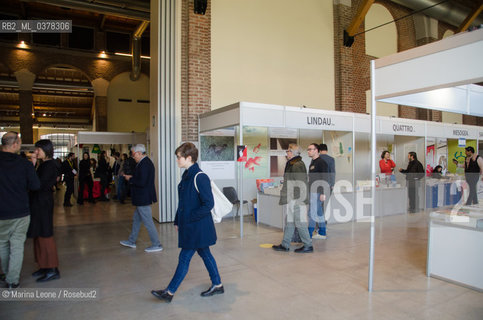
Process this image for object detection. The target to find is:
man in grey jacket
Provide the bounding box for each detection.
[0,132,40,288]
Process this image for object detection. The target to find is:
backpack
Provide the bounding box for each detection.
[194,172,233,223]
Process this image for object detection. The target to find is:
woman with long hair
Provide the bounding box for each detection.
[151,142,223,302]
[28,139,61,282]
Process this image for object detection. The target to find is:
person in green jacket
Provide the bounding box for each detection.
[273,143,313,253]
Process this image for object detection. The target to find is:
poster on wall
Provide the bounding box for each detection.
[447,139,477,175]
[426,145,435,176]
[436,139,448,174]
[243,127,269,179]
[200,136,234,161]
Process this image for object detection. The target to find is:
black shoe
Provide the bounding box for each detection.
[272,244,289,252]
[63,203,73,207]
[36,268,60,282]
[6,282,19,289]
[32,268,47,277]
[200,284,224,297]
[88,199,95,203]
[0,273,5,282]
[294,246,314,253]
[77,202,84,205]
[151,289,173,302]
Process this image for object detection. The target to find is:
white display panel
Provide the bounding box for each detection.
[200,161,235,180]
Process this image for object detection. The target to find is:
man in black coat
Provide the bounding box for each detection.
[120,144,162,253]
[61,152,76,207]
[97,151,110,201]
[0,132,40,288]
[399,152,425,213]
[119,154,136,204]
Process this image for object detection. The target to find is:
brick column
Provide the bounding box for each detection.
[181,0,211,142]
[14,69,36,144]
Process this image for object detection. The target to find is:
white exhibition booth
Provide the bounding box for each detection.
[199,102,481,239]
[370,28,483,291]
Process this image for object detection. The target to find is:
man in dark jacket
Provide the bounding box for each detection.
[399,152,425,213]
[273,144,313,253]
[96,151,109,201]
[120,144,163,253]
[119,154,136,204]
[0,132,40,288]
[61,152,76,207]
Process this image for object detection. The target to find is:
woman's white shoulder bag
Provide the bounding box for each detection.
[194,172,233,223]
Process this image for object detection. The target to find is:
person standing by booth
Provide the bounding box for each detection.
[307,143,329,240]
[453,146,483,205]
[97,151,109,201]
[399,152,425,213]
[77,152,94,205]
[379,150,396,175]
[120,144,163,253]
[273,144,313,253]
[61,152,76,207]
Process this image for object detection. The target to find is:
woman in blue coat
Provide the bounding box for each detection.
[151,142,223,302]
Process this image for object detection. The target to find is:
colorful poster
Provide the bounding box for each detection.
[242,127,268,179]
[200,136,234,161]
[447,139,477,175]
[426,145,435,176]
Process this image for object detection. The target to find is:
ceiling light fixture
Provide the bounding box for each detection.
[114,52,151,59]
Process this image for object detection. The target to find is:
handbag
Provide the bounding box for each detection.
[194,172,233,223]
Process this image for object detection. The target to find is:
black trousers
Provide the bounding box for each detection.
[466,175,479,205]
[64,178,74,205]
[99,174,109,199]
[407,180,418,212]
[78,176,93,203]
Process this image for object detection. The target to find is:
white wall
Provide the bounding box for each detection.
[107,72,150,132]
[211,0,334,110]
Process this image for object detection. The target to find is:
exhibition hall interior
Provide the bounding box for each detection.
[0,0,482,319]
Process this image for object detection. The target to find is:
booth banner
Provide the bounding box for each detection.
[379,119,424,136]
[200,136,234,161]
[284,111,353,131]
[445,127,478,139]
[200,161,235,180]
[242,127,268,178]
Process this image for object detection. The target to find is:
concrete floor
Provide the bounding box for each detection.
[1,192,482,320]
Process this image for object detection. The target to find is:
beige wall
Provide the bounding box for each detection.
[442,112,463,124]
[107,72,150,132]
[211,0,334,110]
[365,90,398,117]
[365,4,397,58]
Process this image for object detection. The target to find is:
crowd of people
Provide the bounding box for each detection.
[1,130,481,300]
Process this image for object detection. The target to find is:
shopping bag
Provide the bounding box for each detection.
[194,172,233,223]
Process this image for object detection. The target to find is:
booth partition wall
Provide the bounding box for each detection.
[371,28,483,292]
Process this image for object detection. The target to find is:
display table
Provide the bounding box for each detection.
[80,180,110,199]
[427,208,483,291]
[257,186,408,229]
[426,179,463,209]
